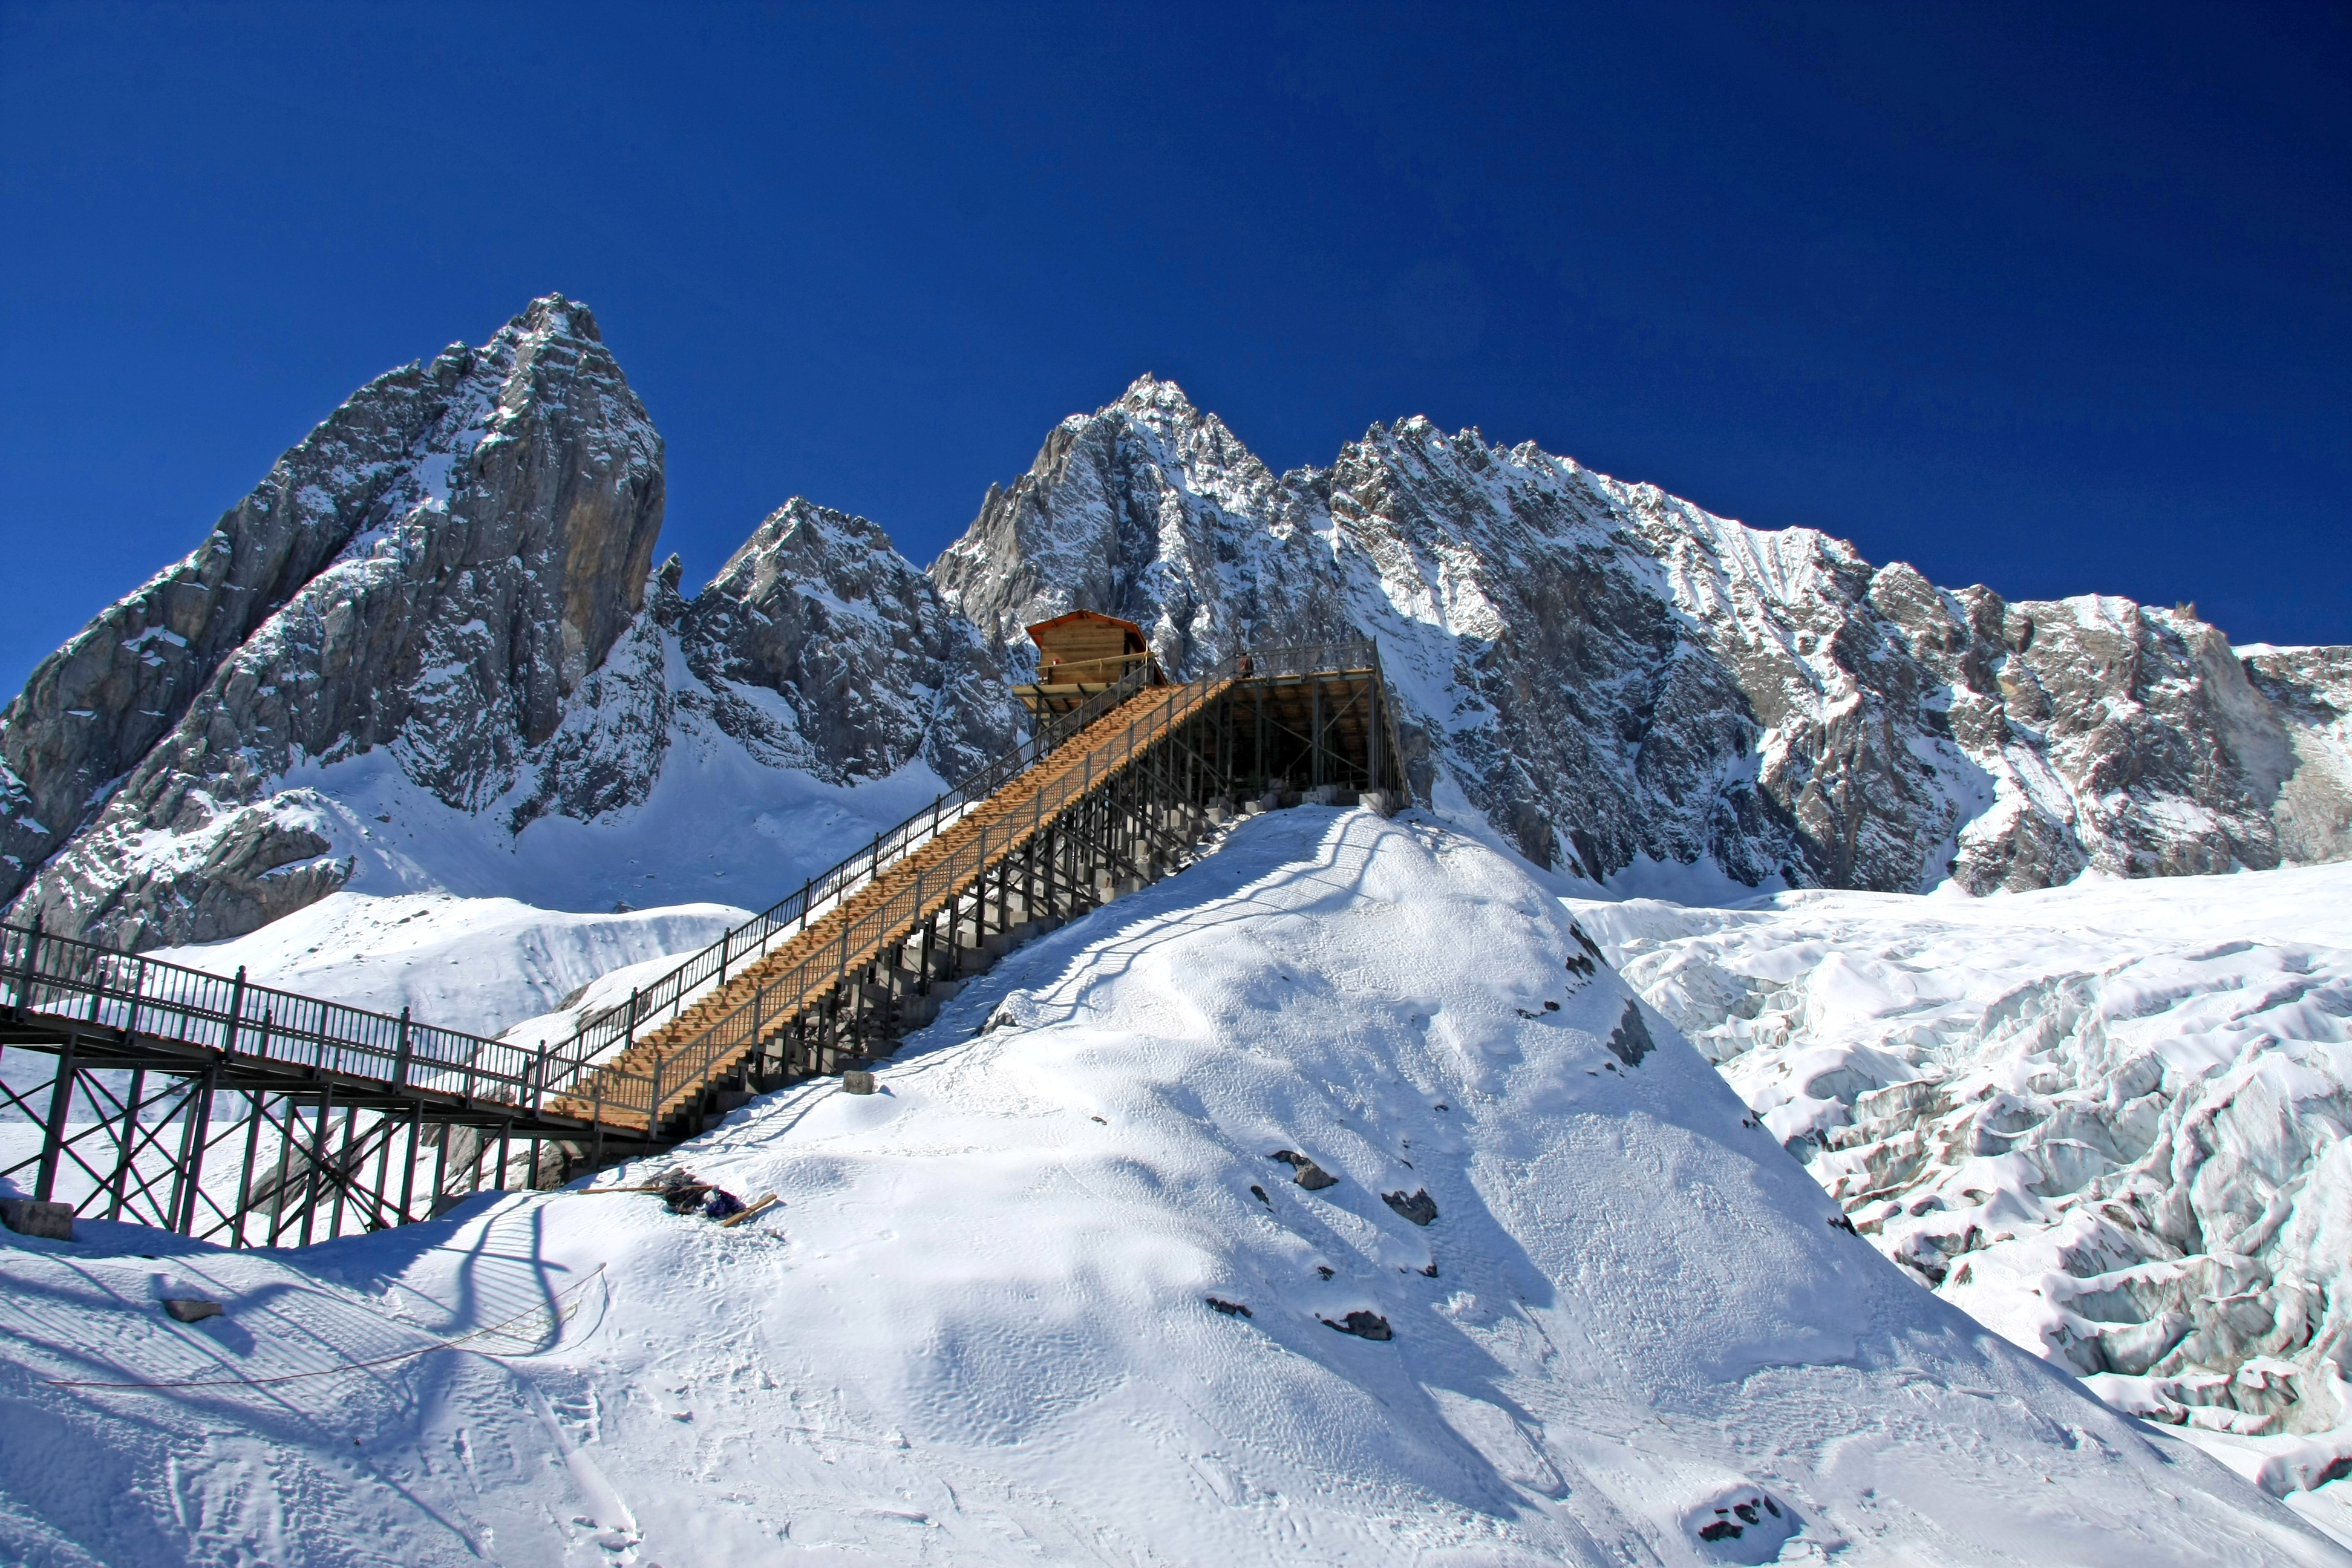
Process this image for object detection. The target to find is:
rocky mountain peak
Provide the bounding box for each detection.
[1110,371,1194,416]
[678,497,1019,787]
[1,289,1030,952]
[934,390,2352,896]
[0,294,665,944]
[931,377,1318,679]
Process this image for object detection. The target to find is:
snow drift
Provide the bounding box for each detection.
[2,810,2339,1564]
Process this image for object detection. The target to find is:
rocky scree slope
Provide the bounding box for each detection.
[0,298,1018,950]
[933,376,2352,895]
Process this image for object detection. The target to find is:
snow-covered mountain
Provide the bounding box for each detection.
[0,298,1018,956]
[8,809,2345,1564]
[932,376,2352,895]
[9,302,2352,1556]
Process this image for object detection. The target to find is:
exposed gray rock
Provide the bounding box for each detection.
[679,498,1019,786]
[932,376,2352,894]
[1270,1149,1339,1191]
[2238,642,2352,865]
[1382,1188,1437,1226]
[4,296,664,947]
[1321,1310,1391,1341]
[0,1197,73,1241]
[1606,1002,1656,1069]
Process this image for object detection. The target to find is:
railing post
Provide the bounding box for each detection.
[223,965,247,1056]
[532,1042,549,1115]
[392,1005,413,1091]
[590,1068,607,1165]
[648,1052,665,1140]
[13,915,41,1018]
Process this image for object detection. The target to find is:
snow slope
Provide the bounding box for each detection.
[1571,864,2352,1538]
[2,809,2338,1565]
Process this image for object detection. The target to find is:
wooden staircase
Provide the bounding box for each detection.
[550,675,1236,1134]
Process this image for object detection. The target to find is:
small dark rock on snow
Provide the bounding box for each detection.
[1270,1150,1338,1190]
[1204,1296,1252,1318]
[1606,1001,1655,1068]
[1383,1188,1439,1226]
[1322,1311,1392,1341]
[0,1197,73,1241]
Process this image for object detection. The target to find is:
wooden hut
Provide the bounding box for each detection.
[1015,610,1160,724]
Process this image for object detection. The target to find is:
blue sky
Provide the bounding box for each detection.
[2,1,2345,694]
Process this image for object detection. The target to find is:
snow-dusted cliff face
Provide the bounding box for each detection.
[933,377,2352,894]
[0,297,665,937]
[0,299,1019,950]
[1575,866,2352,1494]
[677,498,1016,789]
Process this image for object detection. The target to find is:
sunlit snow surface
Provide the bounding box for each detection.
[1573,864,2352,1543]
[2,811,2339,1564]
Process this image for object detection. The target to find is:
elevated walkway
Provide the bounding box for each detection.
[554,673,1238,1131]
[0,641,1407,1243]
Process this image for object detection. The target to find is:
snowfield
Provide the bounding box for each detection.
[1572,863,2352,1544]
[3,809,2341,1565]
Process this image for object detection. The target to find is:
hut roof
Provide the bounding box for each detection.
[1025,610,1149,655]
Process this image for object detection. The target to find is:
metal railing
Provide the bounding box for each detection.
[558,638,1385,1131]
[0,920,550,1109]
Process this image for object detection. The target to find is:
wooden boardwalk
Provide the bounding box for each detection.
[551,675,1238,1132]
